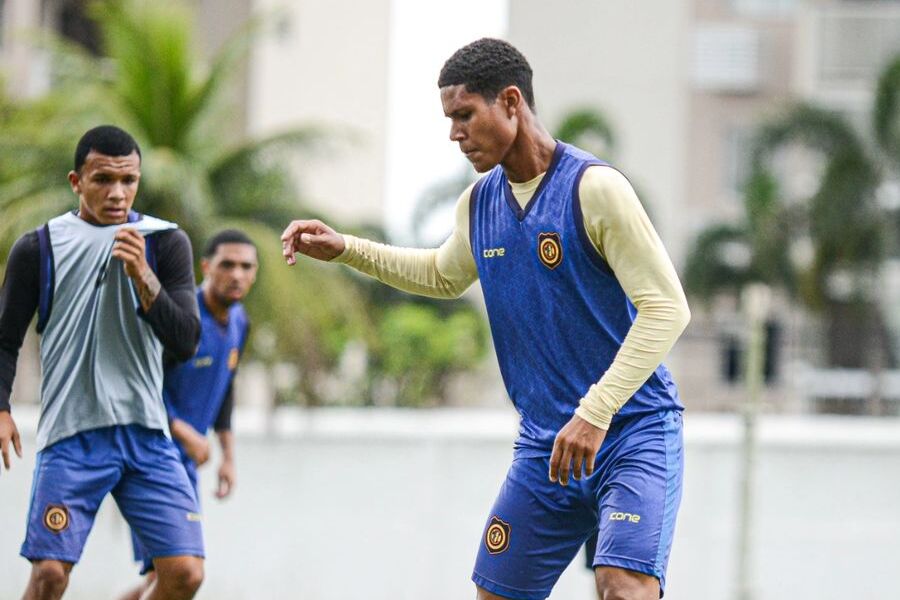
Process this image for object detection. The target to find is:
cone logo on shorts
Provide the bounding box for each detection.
[485,515,511,554]
[43,504,69,533]
[538,232,563,269]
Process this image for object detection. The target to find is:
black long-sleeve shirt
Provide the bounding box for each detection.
[0,228,200,412]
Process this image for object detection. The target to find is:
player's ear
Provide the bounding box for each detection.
[249,252,259,285]
[200,258,211,279]
[500,86,522,117]
[68,170,81,195]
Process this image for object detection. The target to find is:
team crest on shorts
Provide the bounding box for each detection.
[538,232,563,270]
[485,515,511,554]
[43,504,69,533]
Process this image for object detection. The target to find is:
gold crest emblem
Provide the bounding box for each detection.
[227,348,240,371]
[538,232,563,269]
[43,505,69,533]
[485,515,511,554]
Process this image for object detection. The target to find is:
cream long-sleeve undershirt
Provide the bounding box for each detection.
[335,165,690,429]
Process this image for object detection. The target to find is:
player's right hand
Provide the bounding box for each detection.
[172,418,211,466]
[0,410,23,475]
[183,433,210,466]
[112,227,151,280]
[280,219,345,265]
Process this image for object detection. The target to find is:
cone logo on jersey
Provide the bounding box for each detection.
[485,515,511,554]
[538,232,562,269]
[43,504,69,533]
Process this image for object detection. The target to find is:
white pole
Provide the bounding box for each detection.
[736,283,770,600]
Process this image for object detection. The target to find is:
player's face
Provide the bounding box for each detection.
[68,150,141,225]
[441,84,518,173]
[202,243,258,307]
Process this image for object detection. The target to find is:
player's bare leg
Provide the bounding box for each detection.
[476,586,510,600]
[21,560,73,600]
[595,566,660,600]
[118,571,156,600]
[141,556,203,600]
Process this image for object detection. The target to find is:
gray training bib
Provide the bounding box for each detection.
[36,211,177,450]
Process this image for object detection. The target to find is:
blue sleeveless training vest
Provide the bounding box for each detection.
[470,142,682,456]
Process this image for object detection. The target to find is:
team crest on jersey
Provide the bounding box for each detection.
[227,348,240,371]
[43,504,69,533]
[485,515,511,554]
[538,232,563,269]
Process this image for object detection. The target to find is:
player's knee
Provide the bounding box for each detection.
[596,568,658,600]
[31,560,70,594]
[178,561,204,593]
[162,560,204,595]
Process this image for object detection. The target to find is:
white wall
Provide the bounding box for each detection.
[247,0,392,226]
[507,0,692,263]
[1,409,899,599]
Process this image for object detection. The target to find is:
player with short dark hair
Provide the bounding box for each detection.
[0,124,205,600]
[73,124,143,172]
[119,229,257,600]
[437,37,536,110]
[281,38,690,600]
[202,229,256,258]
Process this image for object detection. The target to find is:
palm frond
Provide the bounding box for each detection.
[873,55,900,171]
[553,107,616,158]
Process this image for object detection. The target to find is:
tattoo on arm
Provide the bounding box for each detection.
[134,269,162,312]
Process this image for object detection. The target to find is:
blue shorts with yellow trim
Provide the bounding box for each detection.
[472,410,683,600]
[20,425,204,570]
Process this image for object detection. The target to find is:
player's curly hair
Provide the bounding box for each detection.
[438,38,535,111]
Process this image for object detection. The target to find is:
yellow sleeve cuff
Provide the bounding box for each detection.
[333,234,355,264]
[575,400,613,431]
[575,389,618,430]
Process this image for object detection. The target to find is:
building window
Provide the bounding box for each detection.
[724,127,753,199]
[58,0,100,55]
[694,25,760,93]
[730,0,797,17]
[817,8,900,85]
[0,0,6,48]
[41,0,101,55]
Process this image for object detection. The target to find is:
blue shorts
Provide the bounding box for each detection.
[472,410,683,600]
[131,458,199,573]
[20,425,204,570]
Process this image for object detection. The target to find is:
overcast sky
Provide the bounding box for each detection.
[384,0,508,243]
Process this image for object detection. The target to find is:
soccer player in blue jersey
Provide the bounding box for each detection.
[119,229,256,600]
[281,39,690,600]
[0,125,205,599]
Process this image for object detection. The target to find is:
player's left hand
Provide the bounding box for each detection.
[112,227,150,280]
[549,414,607,486]
[0,411,23,475]
[216,460,235,499]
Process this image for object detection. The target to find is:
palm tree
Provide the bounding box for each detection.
[553,107,616,160]
[0,0,376,404]
[685,55,900,372]
[1,0,499,407]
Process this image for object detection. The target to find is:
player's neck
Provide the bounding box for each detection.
[201,285,230,325]
[501,124,556,184]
